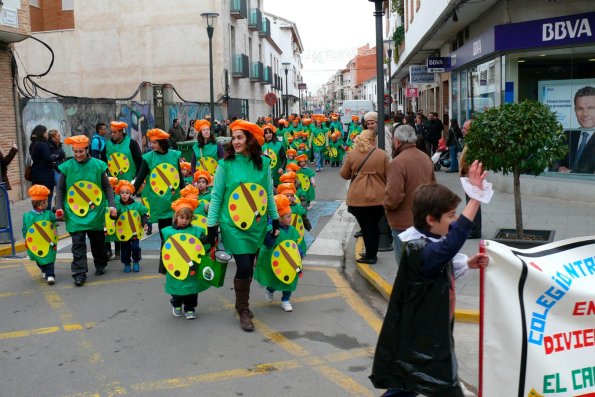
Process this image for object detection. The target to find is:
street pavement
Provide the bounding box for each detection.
[2,162,592,396]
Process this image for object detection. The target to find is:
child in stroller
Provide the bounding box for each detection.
[431,137,450,171]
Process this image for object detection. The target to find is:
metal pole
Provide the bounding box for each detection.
[207,26,215,125]
[387,48,392,116]
[298,88,302,116]
[373,0,385,150]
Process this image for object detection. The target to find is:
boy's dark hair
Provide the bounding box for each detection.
[31,199,47,209]
[413,184,461,234]
[95,123,106,133]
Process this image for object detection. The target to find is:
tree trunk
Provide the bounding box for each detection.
[513,168,524,239]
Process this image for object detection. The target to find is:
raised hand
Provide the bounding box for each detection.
[467,160,487,190]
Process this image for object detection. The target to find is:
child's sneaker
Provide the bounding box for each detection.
[123,264,131,273]
[264,288,274,303]
[281,301,293,312]
[132,263,140,272]
[46,276,55,285]
[172,306,183,317]
[185,310,197,320]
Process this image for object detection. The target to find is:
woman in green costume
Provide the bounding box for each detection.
[262,124,286,186]
[190,119,224,176]
[133,128,185,274]
[206,120,279,332]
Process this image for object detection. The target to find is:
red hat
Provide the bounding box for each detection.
[230,120,264,146]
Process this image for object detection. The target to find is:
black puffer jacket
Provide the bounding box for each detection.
[30,139,55,189]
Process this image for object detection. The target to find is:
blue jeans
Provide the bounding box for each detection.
[314,151,323,169]
[391,229,404,266]
[449,145,459,171]
[120,239,141,265]
[266,287,292,302]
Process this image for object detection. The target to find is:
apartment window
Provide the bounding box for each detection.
[62,0,74,10]
[30,0,40,7]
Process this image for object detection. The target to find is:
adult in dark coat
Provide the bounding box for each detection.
[29,125,56,209]
[48,129,66,187]
[0,143,18,190]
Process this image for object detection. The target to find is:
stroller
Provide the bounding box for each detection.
[431,149,450,171]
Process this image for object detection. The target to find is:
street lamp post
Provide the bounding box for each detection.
[384,38,395,116]
[297,77,303,116]
[201,12,219,125]
[368,0,385,151]
[282,62,290,116]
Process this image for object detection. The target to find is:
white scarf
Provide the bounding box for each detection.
[398,227,470,279]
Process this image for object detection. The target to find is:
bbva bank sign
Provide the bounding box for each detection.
[495,12,595,51]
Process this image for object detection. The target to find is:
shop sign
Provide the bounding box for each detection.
[449,28,495,70]
[405,87,418,97]
[409,66,435,84]
[426,57,450,72]
[1,8,18,28]
[495,12,595,52]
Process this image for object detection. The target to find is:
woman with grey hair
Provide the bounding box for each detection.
[340,129,390,264]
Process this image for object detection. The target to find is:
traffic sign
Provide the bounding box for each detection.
[405,88,418,97]
[384,94,393,105]
[298,83,307,90]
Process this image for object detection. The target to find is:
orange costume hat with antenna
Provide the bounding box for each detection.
[279,171,297,183]
[295,154,308,163]
[110,121,128,131]
[194,119,210,131]
[286,148,297,157]
[276,183,296,196]
[285,163,299,172]
[115,180,135,195]
[146,129,170,141]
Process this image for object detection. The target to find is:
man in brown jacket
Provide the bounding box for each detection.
[383,125,436,264]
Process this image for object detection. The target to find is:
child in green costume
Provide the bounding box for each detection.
[162,198,211,320]
[277,182,311,255]
[255,194,304,312]
[328,131,346,167]
[114,181,148,273]
[180,162,194,186]
[295,154,316,207]
[23,185,58,285]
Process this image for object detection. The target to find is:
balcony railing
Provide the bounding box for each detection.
[232,54,249,78]
[259,17,270,37]
[261,66,272,85]
[248,8,262,31]
[230,0,248,19]
[250,61,264,82]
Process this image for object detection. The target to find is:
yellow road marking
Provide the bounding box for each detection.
[252,318,310,357]
[0,263,21,269]
[0,290,35,298]
[0,323,87,340]
[313,365,374,397]
[222,291,341,311]
[324,268,382,333]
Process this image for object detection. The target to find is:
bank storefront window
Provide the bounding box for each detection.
[504,45,595,178]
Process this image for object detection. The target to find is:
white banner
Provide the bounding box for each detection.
[481,236,595,397]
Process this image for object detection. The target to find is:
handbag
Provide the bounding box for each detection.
[197,249,230,288]
[24,142,37,182]
[351,148,376,182]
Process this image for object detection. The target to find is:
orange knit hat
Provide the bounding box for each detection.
[28,184,51,200]
[274,194,292,216]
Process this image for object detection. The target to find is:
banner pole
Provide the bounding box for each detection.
[479,240,485,397]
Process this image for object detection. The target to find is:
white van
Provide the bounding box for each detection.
[340,100,375,132]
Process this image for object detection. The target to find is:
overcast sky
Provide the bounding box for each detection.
[264,0,377,93]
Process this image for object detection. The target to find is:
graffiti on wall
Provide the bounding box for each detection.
[21,99,154,159]
[166,103,223,136]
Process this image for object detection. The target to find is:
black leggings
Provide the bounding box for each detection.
[158,217,174,274]
[348,205,385,258]
[233,253,256,280]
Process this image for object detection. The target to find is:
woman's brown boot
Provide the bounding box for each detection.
[234,278,254,332]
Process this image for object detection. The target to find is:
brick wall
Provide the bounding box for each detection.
[0,0,31,37]
[30,0,74,32]
[0,49,23,201]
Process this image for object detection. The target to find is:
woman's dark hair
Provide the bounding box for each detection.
[413,184,461,234]
[450,119,461,132]
[31,124,48,141]
[155,139,169,152]
[263,127,278,143]
[415,134,430,156]
[224,130,263,170]
[196,127,217,146]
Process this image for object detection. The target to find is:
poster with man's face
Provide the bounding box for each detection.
[538,78,595,130]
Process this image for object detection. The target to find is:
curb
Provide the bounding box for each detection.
[354,237,479,324]
[0,233,70,257]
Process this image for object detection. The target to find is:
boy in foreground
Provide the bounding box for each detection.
[370,160,491,397]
